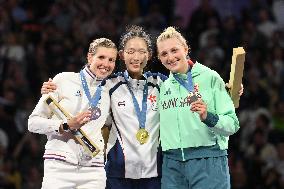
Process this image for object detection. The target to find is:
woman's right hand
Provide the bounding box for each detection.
[67,110,92,130]
[41,78,57,94]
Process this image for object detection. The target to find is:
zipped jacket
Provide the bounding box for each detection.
[159,62,239,152]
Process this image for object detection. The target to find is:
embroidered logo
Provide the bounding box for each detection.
[151,103,158,111]
[148,94,156,103]
[148,94,158,111]
[164,88,171,95]
[75,90,82,97]
[118,101,126,106]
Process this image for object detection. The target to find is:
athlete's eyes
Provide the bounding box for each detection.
[109,58,115,63]
[171,48,178,53]
[125,49,134,54]
[98,56,105,60]
[125,49,147,55]
[160,52,167,57]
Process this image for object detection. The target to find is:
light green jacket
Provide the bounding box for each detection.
[159,62,239,151]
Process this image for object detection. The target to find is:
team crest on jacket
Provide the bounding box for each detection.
[164,88,171,95]
[148,94,158,111]
[148,94,156,103]
[75,90,82,97]
[118,101,126,106]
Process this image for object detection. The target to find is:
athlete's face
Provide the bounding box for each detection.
[121,37,150,79]
[157,38,189,74]
[88,47,117,79]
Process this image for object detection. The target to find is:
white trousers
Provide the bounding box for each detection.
[42,160,106,189]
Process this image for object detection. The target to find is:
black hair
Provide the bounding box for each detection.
[119,25,152,54]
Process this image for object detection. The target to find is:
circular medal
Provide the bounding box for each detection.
[187,92,198,103]
[89,107,101,120]
[136,128,149,144]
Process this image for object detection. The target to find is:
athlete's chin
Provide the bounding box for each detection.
[129,67,142,74]
[166,65,179,73]
[97,72,111,79]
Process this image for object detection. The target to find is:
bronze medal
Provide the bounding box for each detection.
[136,128,149,144]
[187,92,198,104]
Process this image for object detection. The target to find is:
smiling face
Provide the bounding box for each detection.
[120,37,150,79]
[88,47,117,79]
[157,37,189,74]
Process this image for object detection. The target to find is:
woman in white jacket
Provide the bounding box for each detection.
[28,38,117,189]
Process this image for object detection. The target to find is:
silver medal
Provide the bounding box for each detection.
[89,107,101,120]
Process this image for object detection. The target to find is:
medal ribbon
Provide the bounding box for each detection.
[123,71,148,129]
[173,67,194,92]
[80,70,102,109]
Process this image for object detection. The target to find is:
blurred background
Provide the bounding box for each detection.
[0,0,283,188]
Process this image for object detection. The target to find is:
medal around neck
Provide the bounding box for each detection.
[89,106,101,120]
[174,70,201,104]
[124,71,150,145]
[80,70,102,120]
[136,128,149,144]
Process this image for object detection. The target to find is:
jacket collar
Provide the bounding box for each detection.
[82,66,102,86]
[124,71,147,90]
[169,61,208,83]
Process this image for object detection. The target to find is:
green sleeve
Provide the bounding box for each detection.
[203,74,240,137]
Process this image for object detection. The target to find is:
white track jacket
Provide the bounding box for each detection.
[28,67,110,167]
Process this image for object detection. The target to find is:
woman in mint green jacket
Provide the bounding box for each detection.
[156,27,239,189]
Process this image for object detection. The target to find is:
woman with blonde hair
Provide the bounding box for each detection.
[28,38,117,189]
[156,27,239,189]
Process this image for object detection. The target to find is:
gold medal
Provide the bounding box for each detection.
[136,128,149,144]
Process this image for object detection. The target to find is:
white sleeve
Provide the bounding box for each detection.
[28,74,64,135]
[28,94,63,135]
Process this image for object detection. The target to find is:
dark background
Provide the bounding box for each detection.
[0,0,284,188]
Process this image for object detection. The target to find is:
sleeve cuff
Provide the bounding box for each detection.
[202,112,219,127]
